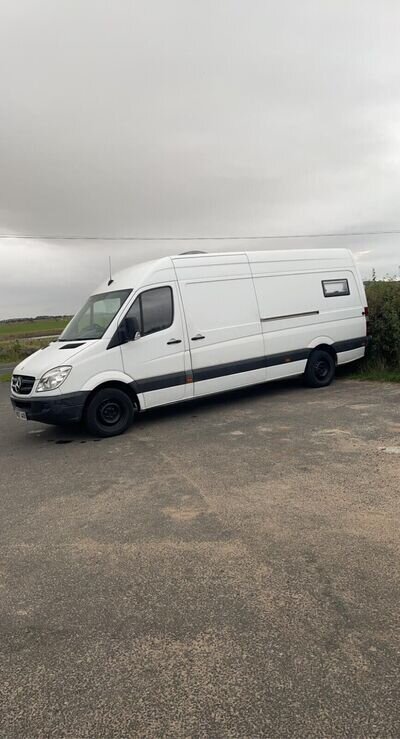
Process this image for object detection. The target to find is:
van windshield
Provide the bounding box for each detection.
[59,289,132,341]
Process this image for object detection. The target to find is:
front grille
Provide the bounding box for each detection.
[11,375,35,395]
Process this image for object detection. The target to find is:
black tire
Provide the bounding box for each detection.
[304,349,335,388]
[84,387,136,437]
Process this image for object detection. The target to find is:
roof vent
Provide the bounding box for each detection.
[179,250,207,255]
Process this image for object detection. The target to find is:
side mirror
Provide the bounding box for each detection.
[120,316,141,342]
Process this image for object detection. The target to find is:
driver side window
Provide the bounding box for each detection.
[126,286,174,336]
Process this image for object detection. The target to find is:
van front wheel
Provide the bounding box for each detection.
[84,387,136,437]
[304,349,335,388]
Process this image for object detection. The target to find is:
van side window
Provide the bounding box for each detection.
[322,279,350,297]
[126,287,173,336]
[125,293,142,331]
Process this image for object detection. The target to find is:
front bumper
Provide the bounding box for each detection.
[10,391,89,425]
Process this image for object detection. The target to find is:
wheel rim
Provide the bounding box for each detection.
[314,359,330,380]
[97,399,123,426]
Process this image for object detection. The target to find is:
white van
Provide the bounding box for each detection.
[10,249,369,436]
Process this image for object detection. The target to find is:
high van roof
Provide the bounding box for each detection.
[93,248,354,294]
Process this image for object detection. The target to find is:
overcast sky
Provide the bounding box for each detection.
[1,0,400,318]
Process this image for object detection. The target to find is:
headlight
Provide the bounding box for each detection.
[36,366,72,392]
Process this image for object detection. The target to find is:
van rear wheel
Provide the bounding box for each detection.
[304,349,335,388]
[85,387,136,437]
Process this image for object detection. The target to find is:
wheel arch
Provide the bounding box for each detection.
[307,339,337,365]
[82,380,140,417]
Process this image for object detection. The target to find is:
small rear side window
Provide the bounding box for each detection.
[322,279,350,297]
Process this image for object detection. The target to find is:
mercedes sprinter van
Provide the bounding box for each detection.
[10,249,369,436]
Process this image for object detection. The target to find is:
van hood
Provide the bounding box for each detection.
[13,341,93,378]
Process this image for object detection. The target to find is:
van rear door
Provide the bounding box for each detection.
[175,255,264,397]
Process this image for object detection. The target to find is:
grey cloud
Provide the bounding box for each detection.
[0,0,400,317]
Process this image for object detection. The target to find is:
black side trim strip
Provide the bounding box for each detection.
[261,310,319,322]
[134,350,311,391]
[193,356,266,382]
[130,337,367,393]
[193,349,312,382]
[135,371,187,393]
[333,336,367,353]
[264,348,311,367]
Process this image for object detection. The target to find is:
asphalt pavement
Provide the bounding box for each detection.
[0,378,399,738]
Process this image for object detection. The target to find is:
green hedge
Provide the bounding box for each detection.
[365,281,400,369]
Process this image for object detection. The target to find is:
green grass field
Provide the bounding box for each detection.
[0,318,70,340]
[0,317,70,369]
[0,338,52,365]
[348,367,400,383]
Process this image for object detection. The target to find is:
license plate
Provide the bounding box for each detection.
[15,410,27,421]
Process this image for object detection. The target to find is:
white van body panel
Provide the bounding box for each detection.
[56,341,125,395]
[173,254,265,397]
[10,249,368,426]
[248,257,365,381]
[13,340,90,379]
[337,347,366,365]
[94,258,177,294]
[80,370,133,393]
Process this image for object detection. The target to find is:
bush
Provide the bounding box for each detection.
[365,281,400,370]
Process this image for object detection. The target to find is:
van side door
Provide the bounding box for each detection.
[179,272,264,397]
[120,283,192,408]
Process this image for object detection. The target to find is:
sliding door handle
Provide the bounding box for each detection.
[167,338,182,345]
[191,334,205,341]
